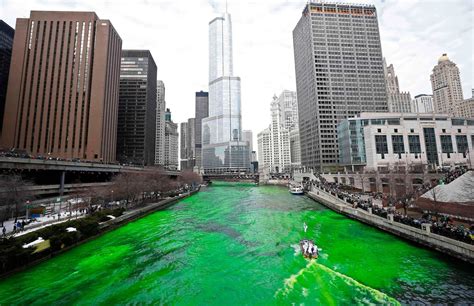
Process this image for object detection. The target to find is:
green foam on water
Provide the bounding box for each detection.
[0,183,472,304]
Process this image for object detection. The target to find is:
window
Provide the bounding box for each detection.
[377,128,381,133]
[375,135,388,154]
[442,129,446,133]
[410,129,414,133]
[392,135,405,158]
[458,129,462,133]
[408,135,421,154]
[440,135,453,153]
[456,135,468,157]
[394,129,398,133]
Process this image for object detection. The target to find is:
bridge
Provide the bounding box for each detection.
[203,173,259,184]
[0,157,180,197]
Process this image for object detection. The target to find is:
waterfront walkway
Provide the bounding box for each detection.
[306,183,474,263]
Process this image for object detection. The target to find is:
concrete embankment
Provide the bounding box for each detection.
[99,190,198,231]
[306,188,474,264]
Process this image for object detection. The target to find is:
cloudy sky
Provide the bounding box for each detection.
[1,0,473,148]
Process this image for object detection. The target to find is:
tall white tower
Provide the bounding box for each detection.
[202,12,249,173]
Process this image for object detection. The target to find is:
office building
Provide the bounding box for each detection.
[0,20,14,135]
[164,108,178,170]
[202,11,249,173]
[117,50,156,166]
[384,60,411,113]
[180,118,196,170]
[242,129,253,167]
[430,53,464,115]
[194,91,208,169]
[412,94,434,113]
[180,121,188,170]
[457,96,474,119]
[257,127,271,173]
[257,91,300,173]
[338,112,474,172]
[155,80,166,165]
[293,2,388,171]
[1,11,122,163]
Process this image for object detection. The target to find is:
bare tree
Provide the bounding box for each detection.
[0,175,34,224]
[179,170,202,188]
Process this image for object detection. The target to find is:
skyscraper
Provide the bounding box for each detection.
[180,121,188,170]
[1,11,122,163]
[180,118,196,170]
[155,80,166,165]
[117,50,157,166]
[202,11,249,173]
[384,60,411,113]
[430,53,464,115]
[194,91,208,169]
[257,91,299,173]
[164,108,178,170]
[0,20,14,135]
[293,2,388,171]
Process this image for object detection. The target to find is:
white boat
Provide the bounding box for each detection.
[289,184,304,195]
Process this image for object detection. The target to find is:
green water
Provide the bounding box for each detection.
[0,183,473,304]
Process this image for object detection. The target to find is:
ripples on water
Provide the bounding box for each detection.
[0,182,473,305]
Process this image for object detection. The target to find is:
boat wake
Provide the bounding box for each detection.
[274,260,400,305]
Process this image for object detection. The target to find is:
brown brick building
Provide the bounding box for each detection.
[1,11,122,163]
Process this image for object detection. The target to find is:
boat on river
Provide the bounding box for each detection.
[300,239,318,259]
[289,184,304,195]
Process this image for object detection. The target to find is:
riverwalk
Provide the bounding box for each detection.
[306,186,474,264]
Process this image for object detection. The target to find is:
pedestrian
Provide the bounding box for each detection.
[2,226,6,237]
[13,224,16,233]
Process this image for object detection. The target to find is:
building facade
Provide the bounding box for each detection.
[117,50,156,166]
[194,91,208,170]
[155,80,166,165]
[412,94,434,113]
[430,54,464,116]
[338,112,474,172]
[202,12,249,173]
[180,118,196,170]
[257,127,271,173]
[384,61,411,113]
[180,121,188,170]
[457,97,474,119]
[257,91,300,173]
[164,108,178,170]
[0,20,14,135]
[293,2,388,171]
[1,11,122,163]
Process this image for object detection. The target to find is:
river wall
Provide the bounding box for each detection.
[306,187,474,264]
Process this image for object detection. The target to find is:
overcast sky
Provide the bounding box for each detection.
[1,0,473,148]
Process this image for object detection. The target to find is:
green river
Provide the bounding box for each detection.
[0,182,473,304]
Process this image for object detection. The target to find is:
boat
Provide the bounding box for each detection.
[299,239,318,259]
[289,184,304,195]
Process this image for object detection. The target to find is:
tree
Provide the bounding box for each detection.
[0,174,34,224]
[179,170,202,188]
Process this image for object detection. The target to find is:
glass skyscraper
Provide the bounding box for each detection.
[202,12,249,173]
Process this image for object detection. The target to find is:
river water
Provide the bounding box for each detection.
[0,182,473,304]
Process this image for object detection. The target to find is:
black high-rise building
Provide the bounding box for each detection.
[194,91,208,169]
[0,20,14,136]
[117,50,157,165]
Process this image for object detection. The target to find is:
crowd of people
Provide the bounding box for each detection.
[0,149,111,164]
[307,174,474,245]
[411,166,468,200]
